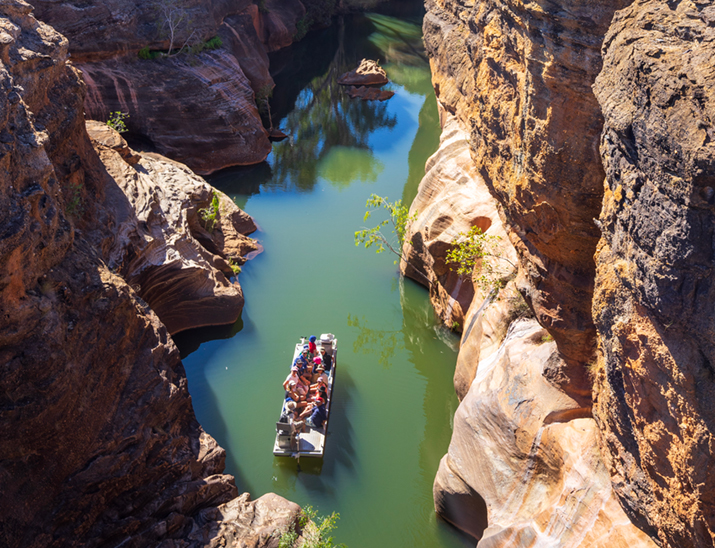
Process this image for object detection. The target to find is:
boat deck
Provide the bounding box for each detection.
[273,336,337,458]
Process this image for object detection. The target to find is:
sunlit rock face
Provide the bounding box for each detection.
[592,2,715,546]
[401,114,517,336]
[31,0,307,174]
[0,3,297,545]
[422,0,631,386]
[434,319,657,548]
[87,121,260,334]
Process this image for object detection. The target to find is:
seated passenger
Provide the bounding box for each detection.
[293,345,311,373]
[302,396,327,429]
[285,381,309,411]
[319,347,332,372]
[283,366,301,391]
[310,363,328,387]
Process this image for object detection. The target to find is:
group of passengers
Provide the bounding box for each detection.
[282,335,333,430]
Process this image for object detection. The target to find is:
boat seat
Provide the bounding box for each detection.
[276,421,292,433]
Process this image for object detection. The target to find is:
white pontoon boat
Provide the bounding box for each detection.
[273,334,337,458]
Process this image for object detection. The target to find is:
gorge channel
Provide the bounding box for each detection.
[174,11,474,548]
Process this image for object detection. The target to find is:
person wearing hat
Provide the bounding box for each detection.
[308,335,317,357]
[300,394,327,429]
[310,361,328,387]
[319,347,332,372]
[283,365,301,391]
[293,345,311,373]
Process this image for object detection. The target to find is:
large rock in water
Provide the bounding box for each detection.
[434,319,657,548]
[592,1,715,546]
[422,0,631,386]
[0,3,297,545]
[87,121,260,334]
[30,0,307,174]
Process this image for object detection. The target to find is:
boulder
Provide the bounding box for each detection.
[346,85,395,101]
[338,58,389,86]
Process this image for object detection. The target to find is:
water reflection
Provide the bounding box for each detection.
[347,313,403,367]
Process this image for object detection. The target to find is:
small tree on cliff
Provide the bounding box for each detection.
[355,194,515,293]
[156,0,197,55]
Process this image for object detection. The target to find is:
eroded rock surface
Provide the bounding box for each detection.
[31,0,307,174]
[0,3,296,545]
[422,0,631,378]
[401,113,518,390]
[435,320,656,548]
[592,1,715,546]
[88,121,260,334]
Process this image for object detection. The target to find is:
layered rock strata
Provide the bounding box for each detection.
[87,121,260,334]
[435,319,657,548]
[422,0,631,382]
[592,1,715,546]
[401,113,518,399]
[31,0,307,174]
[0,3,296,545]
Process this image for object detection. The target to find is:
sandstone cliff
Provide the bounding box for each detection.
[30,0,308,174]
[416,0,715,546]
[592,1,715,546]
[0,2,296,545]
[423,0,633,394]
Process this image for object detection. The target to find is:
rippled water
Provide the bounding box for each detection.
[175,11,474,547]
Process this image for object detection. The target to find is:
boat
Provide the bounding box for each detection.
[273,334,337,458]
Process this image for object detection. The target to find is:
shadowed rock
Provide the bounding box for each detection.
[0,3,297,546]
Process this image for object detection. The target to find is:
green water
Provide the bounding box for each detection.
[176,12,473,548]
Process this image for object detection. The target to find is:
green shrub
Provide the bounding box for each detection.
[278,505,346,548]
[138,47,161,60]
[106,111,130,133]
[198,192,220,233]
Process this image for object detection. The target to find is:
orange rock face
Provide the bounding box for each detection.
[88,121,261,334]
[423,0,631,375]
[592,2,715,546]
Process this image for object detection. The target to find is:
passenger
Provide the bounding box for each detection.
[302,396,327,429]
[283,366,301,391]
[308,335,317,357]
[310,357,324,383]
[285,381,309,411]
[299,360,314,387]
[293,345,311,373]
[319,347,332,372]
[311,362,329,387]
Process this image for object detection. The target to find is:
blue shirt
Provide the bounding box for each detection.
[309,404,327,428]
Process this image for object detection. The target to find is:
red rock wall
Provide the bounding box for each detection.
[30,0,307,174]
[0,3,296,545]
[592,1,715,546]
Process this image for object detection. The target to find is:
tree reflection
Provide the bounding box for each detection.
[270,18,397,191]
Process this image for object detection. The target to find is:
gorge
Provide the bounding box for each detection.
[1,0,714,547]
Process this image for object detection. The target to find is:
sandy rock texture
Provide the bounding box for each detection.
[434,320,657,548]
[401,114,517,332]
[31,0,307,174]
[592,1,715,546]
[422,0,632,381]
[0,3,296,546]
[88,121,260,334]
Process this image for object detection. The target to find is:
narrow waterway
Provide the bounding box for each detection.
[175,11,473,547]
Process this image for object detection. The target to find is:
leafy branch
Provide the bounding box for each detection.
[445,226,516,293]
[278,505,346,548]
[106,111,129,133]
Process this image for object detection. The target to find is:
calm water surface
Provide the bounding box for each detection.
[176,12,473,548]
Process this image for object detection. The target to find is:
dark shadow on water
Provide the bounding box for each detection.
[173,316,244,359]
[206,161,273,209]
